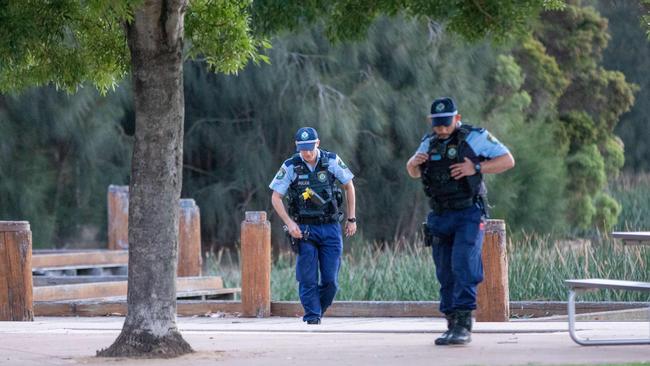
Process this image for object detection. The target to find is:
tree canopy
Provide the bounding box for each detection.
[1,0,567,93]
[1,0,573,359]
[2,0,642,248]
[0,0,261,92]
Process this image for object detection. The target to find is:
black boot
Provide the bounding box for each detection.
[434,312,456,346]
[447,310,472,345]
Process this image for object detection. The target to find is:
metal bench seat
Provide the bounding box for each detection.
[565,278,650,346]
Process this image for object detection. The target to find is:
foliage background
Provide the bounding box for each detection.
[0,0,647,249]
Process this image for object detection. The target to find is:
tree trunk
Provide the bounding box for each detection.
[97,0,192,358]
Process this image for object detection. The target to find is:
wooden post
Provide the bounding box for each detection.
[240,211,271,317]
[107,185,129,250]
[476,219,509,322]
[0,221,33,321]
[178,199,202,277]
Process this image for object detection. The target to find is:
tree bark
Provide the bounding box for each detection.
[97,0,192,358]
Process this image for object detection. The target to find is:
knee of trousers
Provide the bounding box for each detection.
[296,263,319,285]
[320,280,338,291]
[297,272,319,286]
[451,265,483,284]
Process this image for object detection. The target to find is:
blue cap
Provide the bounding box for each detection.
[295,127,319,151]
[429,97,458,127]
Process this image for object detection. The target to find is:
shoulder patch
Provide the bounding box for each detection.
[486,132,500,144]
[274,167,286,180]
[338,159,348,170]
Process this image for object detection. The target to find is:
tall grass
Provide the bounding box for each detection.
[205,234,649,302]
[508,233,649,301]
[611,173,650,231]
[271,237,440,301]
[205,174,650,302]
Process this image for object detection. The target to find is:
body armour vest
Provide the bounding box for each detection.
[420,125,484,212]
[287,150,343,223]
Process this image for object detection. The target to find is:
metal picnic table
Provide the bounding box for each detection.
[612,231,650,245]
[564,231,650,346]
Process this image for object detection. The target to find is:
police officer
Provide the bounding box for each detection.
[269,127,357,324]
[406,97,515,345]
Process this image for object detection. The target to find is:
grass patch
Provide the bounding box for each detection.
[205,233,649,302]
[204,174,650,302]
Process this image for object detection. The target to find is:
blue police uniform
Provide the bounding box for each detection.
[270,142,354,323]
[416,124,509,314]
[415,97,511,345]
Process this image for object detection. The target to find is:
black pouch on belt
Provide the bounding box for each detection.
[422,222,448,247]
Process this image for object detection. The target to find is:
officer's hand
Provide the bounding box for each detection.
[345,221,357,237]
[450,157,475,180]
[408,153,428,167]
[286,221,303,239]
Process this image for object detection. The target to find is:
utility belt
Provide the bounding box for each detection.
[429,197,475,214]
[429,195,490,217]
[294,213,342,225]
[422,195,489,247]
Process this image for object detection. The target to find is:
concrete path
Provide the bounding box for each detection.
[0,317,648,366]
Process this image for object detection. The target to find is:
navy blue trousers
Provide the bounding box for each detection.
[296,222,343,322]
[427,205,485,315]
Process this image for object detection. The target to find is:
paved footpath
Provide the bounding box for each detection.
[0,317,648,366]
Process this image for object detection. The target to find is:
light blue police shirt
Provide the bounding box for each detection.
[269,149,354,196]
[415,122,510,159]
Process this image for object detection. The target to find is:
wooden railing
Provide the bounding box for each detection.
[2,204,509,321]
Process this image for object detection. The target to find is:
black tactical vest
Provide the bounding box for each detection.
[286,149,343,224]
[420,125,483,213]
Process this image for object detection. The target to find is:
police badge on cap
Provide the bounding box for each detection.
[295,127,319,151]
[429,97,458,127]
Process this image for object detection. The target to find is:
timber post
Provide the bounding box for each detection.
[0,221,33,321]
[108,186,203,276]
[240,211,271,317]
[178,199,202,277]
[107,185,129,250]
[476,219,510,322]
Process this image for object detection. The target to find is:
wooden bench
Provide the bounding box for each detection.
[33,276,240,302]
[565,279,650,346]
[32,250,128,276]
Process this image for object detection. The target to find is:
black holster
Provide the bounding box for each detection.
[422,222,448,247]
[288,236,299,254]
[283,225,300,254]
[476,194,490,218]
[422,222,433,247]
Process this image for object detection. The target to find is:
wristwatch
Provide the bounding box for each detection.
[347,218,357,223]
[474,163,481,174]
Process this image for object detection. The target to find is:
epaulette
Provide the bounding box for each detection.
[286,154,301,167]
[459,123,485,133]
[325,150,337,161]
[319,148,336,168]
